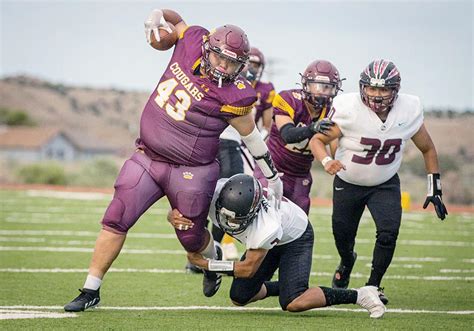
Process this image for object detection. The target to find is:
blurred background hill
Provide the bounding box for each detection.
[0,75,472,206]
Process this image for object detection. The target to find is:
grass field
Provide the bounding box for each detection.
[0,188,473,330]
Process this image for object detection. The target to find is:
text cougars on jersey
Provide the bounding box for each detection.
[170,62,204,101]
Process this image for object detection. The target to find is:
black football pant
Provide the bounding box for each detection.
[211,139,244,242]
[332,174,402,287]
[230,222,314,310]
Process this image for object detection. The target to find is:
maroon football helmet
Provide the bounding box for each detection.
[242,47,265,82]
[202,25,250,86]
[301,60,343,110]
[359,59,401,113]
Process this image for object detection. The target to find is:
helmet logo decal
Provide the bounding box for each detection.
[314,75,330,82]
[221,49,238,59]
[370,78,386,87]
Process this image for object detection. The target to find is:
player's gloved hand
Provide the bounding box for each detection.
[144,9,173,44]
[423,173,448,221]
[309,118,335,136]
[267,175,283,209]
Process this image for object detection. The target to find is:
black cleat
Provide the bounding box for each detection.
[203,243,223,297]
[332,251,357,289]
[185,262,203,274]
[64,288,100,312]
[378,287,389,305]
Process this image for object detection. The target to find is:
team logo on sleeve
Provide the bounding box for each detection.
[270,238,280,245]
[292,92,302,100]
[234,79,247,90]
[182,172,194,180]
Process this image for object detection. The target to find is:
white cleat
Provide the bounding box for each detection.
[356,286,386,318]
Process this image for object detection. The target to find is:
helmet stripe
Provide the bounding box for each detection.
[373,60,380,79]
[386,67,400,80]
[379,60,390,79]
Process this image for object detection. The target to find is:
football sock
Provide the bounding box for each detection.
[264,281,279,297]
[200,230,217,259]
[83,274,102,291]
[320,286,357,306]
[367,240,396,286]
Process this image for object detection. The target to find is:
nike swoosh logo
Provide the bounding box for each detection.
[398,122,405,126]
[335,187,344,191]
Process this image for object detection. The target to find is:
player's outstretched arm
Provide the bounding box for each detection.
[229,113,283,208]
[187,248,268,278]
[309,125,345,175]
[411,124,448,220]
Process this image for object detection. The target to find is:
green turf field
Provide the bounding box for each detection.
[0,189,473,330]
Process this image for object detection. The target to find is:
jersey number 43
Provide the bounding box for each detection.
[154,78,191,121]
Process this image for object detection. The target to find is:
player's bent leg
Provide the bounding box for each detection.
[65,152,164,312]
[230,250,280,305]
[331,176,366,289]
[366,174,402,304]
[278,223,314,311]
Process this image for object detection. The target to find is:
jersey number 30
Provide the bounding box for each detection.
[352,137,402,165]
[155,78,191,121]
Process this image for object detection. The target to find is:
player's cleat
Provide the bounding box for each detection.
[332,251,357,289]
[203,243,223,297]
[222,242,239,261]
[356,286,386,319]
[185,262,203,274]
[378,287,389,305]
[64,288,100,312]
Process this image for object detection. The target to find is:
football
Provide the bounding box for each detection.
[150,23,178,51]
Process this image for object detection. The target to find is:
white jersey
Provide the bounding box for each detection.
[209,179,308,250]
[331,93,424,186]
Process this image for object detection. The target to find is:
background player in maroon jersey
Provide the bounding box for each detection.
[254,60,342,214]
[64,8,283,312]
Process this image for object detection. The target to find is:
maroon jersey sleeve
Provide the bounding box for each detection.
[172,25,209,71]
[272,89,302,120]
[256,82,276,112]
[219,78,258,120]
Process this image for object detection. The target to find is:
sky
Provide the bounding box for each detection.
[1,0,472,110]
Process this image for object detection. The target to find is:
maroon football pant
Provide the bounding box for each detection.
[102,150,220,252]
[254,166,312,215]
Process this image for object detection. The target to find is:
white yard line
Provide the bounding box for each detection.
[0,245,460,263]
[0,230,471,247]
[0,305,472,315]
[0,309,76,320]
[0,268,472,281]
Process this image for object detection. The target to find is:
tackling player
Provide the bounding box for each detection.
[64,8,283,312]
[168,174,386,319]
[254,60,342,214]
[310,59,448,304]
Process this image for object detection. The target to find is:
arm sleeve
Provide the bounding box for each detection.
[279,122,314,144]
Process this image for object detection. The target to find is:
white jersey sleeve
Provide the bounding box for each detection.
[332,93,424,186]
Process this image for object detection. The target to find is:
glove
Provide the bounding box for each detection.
[144,9,173,44]
[309,118,335,136]
[422,173,448,221]
[267,175,283,209]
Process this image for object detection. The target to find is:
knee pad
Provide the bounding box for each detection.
[230,285,253,306]
[178,230,206,253]
[376,231,398,247]
[102,198,127,234]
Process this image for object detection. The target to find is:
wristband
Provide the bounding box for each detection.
[321,156,333,167]
[208,260,234,276]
